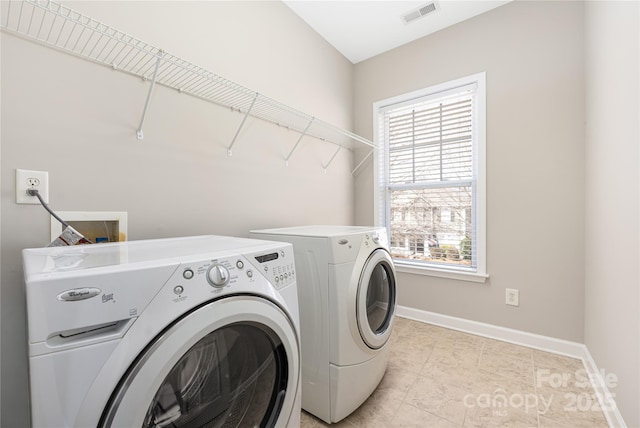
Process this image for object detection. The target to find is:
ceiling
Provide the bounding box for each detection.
[283,1,512,64]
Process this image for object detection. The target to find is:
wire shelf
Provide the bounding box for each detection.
[1,0,374,171]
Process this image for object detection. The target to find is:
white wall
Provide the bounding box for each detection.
[354,1,586,342]
[0,2,355,426]
[584,1,640,426]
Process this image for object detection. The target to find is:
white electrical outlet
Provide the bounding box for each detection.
[505,288,519,306]
[16,169,49,204]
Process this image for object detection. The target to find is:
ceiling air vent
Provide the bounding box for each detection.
[401,1,440,25]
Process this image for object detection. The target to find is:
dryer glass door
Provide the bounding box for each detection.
[357,249,397,349]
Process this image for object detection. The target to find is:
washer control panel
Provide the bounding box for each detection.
[168,243,296,303]
[246,246,296,290]
[173,257,248,296]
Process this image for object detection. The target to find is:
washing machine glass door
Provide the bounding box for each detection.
[100,296,299,428]
[357,249,396,349]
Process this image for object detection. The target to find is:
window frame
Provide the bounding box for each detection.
[373,72,488,283]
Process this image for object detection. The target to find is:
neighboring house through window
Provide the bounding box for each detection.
[373,72,487,282]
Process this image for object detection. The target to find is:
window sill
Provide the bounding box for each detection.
[394,260,489,283]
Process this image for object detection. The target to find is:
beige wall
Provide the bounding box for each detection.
[354,1,586,341]
[584,1,640,426]
[0,2,354,425]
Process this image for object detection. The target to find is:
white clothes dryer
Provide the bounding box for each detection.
[250,226,397,424]
[22,235,301,428]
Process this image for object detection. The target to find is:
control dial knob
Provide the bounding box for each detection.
[206,264,230,288]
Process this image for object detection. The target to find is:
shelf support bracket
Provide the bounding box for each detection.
[136,50,164,140]
[227,93,258,156]
[351,148,374,176]
[285,118,314,166]
[322,146,342,174]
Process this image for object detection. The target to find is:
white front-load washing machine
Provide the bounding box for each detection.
[250,226,397,424]
[22,235,301,427]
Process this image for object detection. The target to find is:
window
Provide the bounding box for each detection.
[373,73,487,282]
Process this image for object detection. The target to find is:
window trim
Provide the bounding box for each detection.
[373,72,487,283]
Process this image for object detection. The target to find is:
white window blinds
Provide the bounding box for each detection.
[375,77,485,276]
[387,89,474,185]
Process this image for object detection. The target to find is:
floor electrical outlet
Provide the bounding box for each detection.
[16,169,49,204]
[505,288,519,306]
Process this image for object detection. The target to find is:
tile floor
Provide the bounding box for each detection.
[300,317,609,428]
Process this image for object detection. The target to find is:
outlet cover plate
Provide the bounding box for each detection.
[16,169,49,204]
[506,288,519,306]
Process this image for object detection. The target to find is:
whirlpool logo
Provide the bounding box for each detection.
[56,288,102,302]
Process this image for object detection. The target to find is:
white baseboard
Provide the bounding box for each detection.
[395,305,626,427]
[582,347,628,428]
[396,305,585,357]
